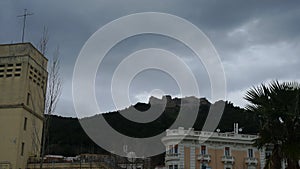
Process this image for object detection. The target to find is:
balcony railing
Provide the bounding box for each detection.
[165,153,180,162]
[197,154,211,162]
[165,128,258,141]
[245,157,258,165]
[221,156,234,164]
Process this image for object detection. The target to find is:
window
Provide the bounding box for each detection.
[201,145,206,155]
[6,74,12,77]
[21,142,25,156]
[15,68,21,72]
[15,74,21,77]
[168,145,173,154]
[248,149,253,158]
[0,64,4,67]
[26,93,30,105]
[168,165,178,169]
[23,117,27,130]
[7,64,13,67]
[225,147,230,156]
[174,144,178,154]
[16,63,22,66]
[0,69,4,72]
[168,144,178,154]
[7,69,13,72]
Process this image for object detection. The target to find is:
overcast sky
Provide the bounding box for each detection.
[1,0,300,117]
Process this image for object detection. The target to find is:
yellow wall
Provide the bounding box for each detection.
[204,147,260,169]
[184,147,190,169]
[195,147,200,169]
[231,149,247,169]
[0,43,47,169]
[0,108,43,169]
[255,151,261,169]
[207,147,224,169]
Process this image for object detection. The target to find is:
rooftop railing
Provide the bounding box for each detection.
[166,128,258,140]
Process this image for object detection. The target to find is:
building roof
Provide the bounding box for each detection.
[0,42,48,61]
[162,127,258,145]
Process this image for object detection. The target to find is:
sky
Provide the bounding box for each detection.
[1,0,300,117]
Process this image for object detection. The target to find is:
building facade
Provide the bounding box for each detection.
[0,43,48,169]
[26,153,150,169]
[27,154,116,169]
[162,125,265,169]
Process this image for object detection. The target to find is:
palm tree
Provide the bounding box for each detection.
[245,81,300,169]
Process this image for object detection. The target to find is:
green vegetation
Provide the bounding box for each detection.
[45,96,260,167]
[245,81,300,169]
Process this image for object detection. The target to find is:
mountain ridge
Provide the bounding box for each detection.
[45,95,259,167]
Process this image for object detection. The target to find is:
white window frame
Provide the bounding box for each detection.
[200,145,207,155]
[248,148,254,158]
[224,147,231,156]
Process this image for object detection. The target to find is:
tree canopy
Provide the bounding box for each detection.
[245,81,300,169]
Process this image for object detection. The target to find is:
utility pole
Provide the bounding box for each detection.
[17,9,33,43]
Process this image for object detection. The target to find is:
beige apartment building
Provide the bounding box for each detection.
[0,43,48,169]
[27,154,113,169]
[162,124,265,169]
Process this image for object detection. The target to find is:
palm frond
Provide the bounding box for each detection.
[245,80,300,165]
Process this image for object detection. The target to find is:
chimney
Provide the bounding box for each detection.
[234,123,239,134]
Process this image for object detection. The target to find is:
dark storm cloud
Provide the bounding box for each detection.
[1,0,300,116]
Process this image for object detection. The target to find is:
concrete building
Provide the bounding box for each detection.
[27,154,116,169]
[26,153,151,169]
[0,43,48,169]
[162,124,265,169]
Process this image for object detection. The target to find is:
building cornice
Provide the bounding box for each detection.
[0,103,44,120]
[162,128,258,145]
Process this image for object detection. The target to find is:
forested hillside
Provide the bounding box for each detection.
[45,96,259,167]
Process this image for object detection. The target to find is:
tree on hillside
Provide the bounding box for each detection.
[245,81,300,169]
[38,27,62,169]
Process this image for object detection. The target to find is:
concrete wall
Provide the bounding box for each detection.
[0,43,47,169]
[0,108,43,169]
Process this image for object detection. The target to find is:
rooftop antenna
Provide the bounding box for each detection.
[17,9,34,43]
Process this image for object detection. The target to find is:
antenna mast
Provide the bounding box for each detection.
[18,9,34,43]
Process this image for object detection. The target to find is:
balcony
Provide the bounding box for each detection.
[245,157,258,165]
[165,153,180,162]
[197,154,211,162]
[221,156,234,164]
